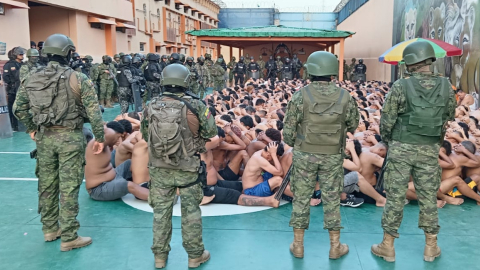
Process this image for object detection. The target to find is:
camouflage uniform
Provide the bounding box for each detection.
[343,61,350,81]
[283,81,359,231]
[97,61,117,101]
[185,63,200,95]
[257,57,266,79]
[19,60,41,82]
[348,59,356,81]
[117,67,137,114]
[212,62,225,93]
[227,59,237,85]
[379,73,456,238]
[195,62,211,99]
[276,59,284,80]
[141,92,217,260]
[13,61,105,242]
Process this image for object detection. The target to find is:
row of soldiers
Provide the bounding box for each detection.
[343,58,367,81]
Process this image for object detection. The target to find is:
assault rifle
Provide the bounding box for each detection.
[107,65,119,87]
[274,165,292,201]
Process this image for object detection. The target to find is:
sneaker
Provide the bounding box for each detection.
[340,194,364,208]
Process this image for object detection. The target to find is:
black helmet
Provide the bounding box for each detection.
[161,55,168,60]
[250,56,254,60]
[148,54,160,61]
[179,54,186,63]
[170,53,180,62]
[285,58,290,63]
[122,55,132,65]
[161,64,190,88]
[72,52,80,60]
[37,41,44,49]
[138,53,146,61]
[133,56,142,64]
[240,56,245,62]
[359,59,364,64]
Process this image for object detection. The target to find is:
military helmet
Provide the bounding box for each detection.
[359,59,364,64]
[285,58,290,63]
[219,54,224,58]
[26,48,40,57]
[179,54,186,63]
[42,34,75,57]
[72,52,80,60]
[239,56,245,61]
[304,51,339,77]
[119,52,125,57]
[132,56,142,64]
[114,54,120,59]
[148,53,160,61]
[402,40,436,66]
[161,55,168,60]
[351,58,356,62]
[186,56,194,61]
[197,56,205,62]
[170,53,180,61]
[276,56,281,60]
[217,58,223,63]
[102,55,109,61]
[161,64,190,88]
[122,55,132,65]
[250,56,254,60]
[205,53,211,59]
[232,56,236,61]
[85,55,93,61]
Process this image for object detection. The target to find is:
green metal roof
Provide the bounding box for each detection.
[185,25,355,38]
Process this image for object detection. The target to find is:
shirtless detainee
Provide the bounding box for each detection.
[85,122,149,201]
[211,124,248,181]
[115,131,140,167]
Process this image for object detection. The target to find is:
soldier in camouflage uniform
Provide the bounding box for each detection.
[371,41,456,263]
[256,55,266,79]
[82,55,94,79]
[348,58,356,81]
[20,49,41,82]
[98,55,117,107]
[185,57,200,95]
[204,53,214,66]
[283,51,359,260]
[227,56,237,87]
[195,56,211,99]
[144,54,162,101]
[13,34,105,251]
[212,58,225,93]
[276,56,284,80]
[343,60,350,81]
[113,54,121,68]
[141,64,217,268]
[116,55,138,114]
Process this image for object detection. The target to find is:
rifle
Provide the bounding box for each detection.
[107,65,119,86]
[375,152,388,190]
[274,165,292,201]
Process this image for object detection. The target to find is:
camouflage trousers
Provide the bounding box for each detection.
[213,79,224,93]
[36,128,86,242]
[118,86,132,114]
[149,167,204,259]
[382,141,441,238]
[289,150,343,231]
[146,81,161,102]
[99,79,114,100]
[189,80,200,96]
[228,72,234,83]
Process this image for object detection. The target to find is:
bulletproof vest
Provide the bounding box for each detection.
[145,62,159,82]
[391,76,450,145]
[355,64,366,74]
[294,85,350,154]
[146,95,202,172]
[117,66,130,87]
[25,64,85,129]
[283,64,293,72]
[235,62,245,74]
[248,63,257,70]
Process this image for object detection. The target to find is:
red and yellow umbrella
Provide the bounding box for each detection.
[379,38,462,65]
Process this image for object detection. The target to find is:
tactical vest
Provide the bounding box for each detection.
[116,67,130,87]
[25,64,85,129]
[146,95,202,172]
[294,85,350,154]
[391,76,450,145]
[235,63,245,74]
[145,63,159,82]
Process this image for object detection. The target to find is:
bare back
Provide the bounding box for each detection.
[359,150,383,185]
[131,134,150,184]
[85,140,116,190]
[115,131,139,167]
[442,153,467,180]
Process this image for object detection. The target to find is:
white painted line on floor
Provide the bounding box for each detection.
[0,177,38,181]
[0,152,30,154]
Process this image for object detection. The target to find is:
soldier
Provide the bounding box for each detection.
[185,57,200,95]
[160,55,168,70]
[371,41,456,263]
[257,55,266,79]
[20,49,41,82]
[179,54,186,65]
[98,55,117,107]
[233,56,247,86]
[81,55,93,79]
[246,56,260,81]
[218,54,227,71]
[131,56,146,102]
[116,55,138,114]
[204,53,214,66]
[144,54,162,100]
[141,53,152,72]
[276,56,284,80]
[282,58,294,81]
[227,56,237,87]
[3,46,25,131]
[343,60,350,81]
[113,54,121,68]
[70,52,86,74]
[13,33,105,251]
[292,54,302,79]
[265,55,277,82]
[354,59,367,81]
[168,53,181,65]
[349,58,356,81]
[37,41,49,66]
[142,64,217,268]
[283,51,359,260]
[212,58,226,93]
[195,56,211,99]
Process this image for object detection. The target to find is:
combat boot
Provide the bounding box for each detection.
[289,228,304,258]
[105,100,113,108]
[424,233,441,262]
[328,230,349,259]
[44,228,61,242]
[188,250,210,268]
[154,255,167,269]
[60,236,92,252]
[102,99,107,106]
[371,232,395,262]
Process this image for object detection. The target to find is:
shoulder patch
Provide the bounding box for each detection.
[3,70,8,73]
[10,67,16,71]
[204,107,211,119]
[86,79,95,87]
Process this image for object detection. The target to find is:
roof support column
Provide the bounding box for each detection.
[196,37,202,58]
[339,38,344,81]
[229,46,233,60]
[217,43,221,58]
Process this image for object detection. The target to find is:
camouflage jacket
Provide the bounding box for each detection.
[227,61,237,73]
[256,60,266,70]
[97,63,117,80]
[195,63,212,85]
[211,63,225,79]
[140,91,217,142]
[19,61,41,82]
[13,61,105,142]
[380,72,456,145]
[283,81,359,147]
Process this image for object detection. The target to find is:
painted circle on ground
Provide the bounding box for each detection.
[122,194,289,217]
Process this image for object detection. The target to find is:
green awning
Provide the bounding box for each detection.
[185,25,355,38]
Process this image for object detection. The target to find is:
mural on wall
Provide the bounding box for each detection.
[393,0,479,94]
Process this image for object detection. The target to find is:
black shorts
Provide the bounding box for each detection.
[218,165,239,181]
[203,180,243,205]
[352,187,386,205]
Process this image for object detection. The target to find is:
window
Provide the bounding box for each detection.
[175,3,180,10]
[157,8,160,16]
[184,7,188,13]
[198,14,201,19]
[143,4,146,14]
[140,42,145,52]
[116,27,126,33]
[90,23,104,30]
[165,0,170,5]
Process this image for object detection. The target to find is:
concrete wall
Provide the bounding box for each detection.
[218,8,274,28]
[276,12,337,29]
[336,0,394,82]
[0,2,31,61]
[35,0,133,21]
[29,6,71,44]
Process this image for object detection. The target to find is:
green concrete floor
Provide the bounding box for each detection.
[0,104,479,270]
